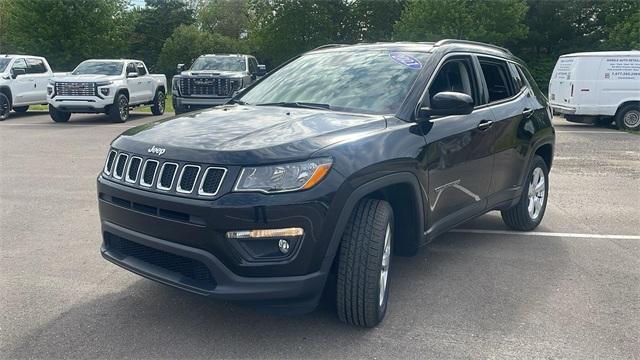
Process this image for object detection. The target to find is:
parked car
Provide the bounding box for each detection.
[172,54,266,114]
[98,40,555,327]
[47,59,167,123]
[548,51,640,131]
[0,54,54,120]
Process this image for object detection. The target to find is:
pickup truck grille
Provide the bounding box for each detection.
[102,149,227,198]
[179,78,232,97]
[55,82,96,96]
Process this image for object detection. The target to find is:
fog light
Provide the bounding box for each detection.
[278,239,290,254]
[100,88,110,96]
[226,227,304,239]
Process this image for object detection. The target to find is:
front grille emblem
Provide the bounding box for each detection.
[147,145,166,156]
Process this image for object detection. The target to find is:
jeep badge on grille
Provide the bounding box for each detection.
[147,145,166,156]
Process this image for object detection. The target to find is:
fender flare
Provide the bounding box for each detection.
[319,171,425,272]
[0,85,13,107]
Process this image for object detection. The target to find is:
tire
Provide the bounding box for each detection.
[501,155,549,231]
[13,106,29,113]
[336,198,393,327]
[174,102,188,115]
[48,105,71,123]
[0,92,10,121]
[615,104,640,131]
[108,93,129,123]
[151,90,165,115]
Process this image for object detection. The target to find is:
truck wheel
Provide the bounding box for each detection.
[501,155,549,231]
[108,93,129,123]
[151,90,165,115]
[49,105,71,123]
[615,104,640,131]
[13,106,29,113]
[0,93,10,121]
[336,198,393,327]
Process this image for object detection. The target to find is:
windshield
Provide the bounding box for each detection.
[238,50,430,114]
[190,56,246,72]
[0,58,11,72]
[72,61,124,76]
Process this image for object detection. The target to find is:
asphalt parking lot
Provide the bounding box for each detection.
[1,111,638,359]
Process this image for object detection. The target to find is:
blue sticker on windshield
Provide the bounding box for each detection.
[389,52,422,70]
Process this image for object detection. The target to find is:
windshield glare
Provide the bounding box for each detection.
[239,50,430,114]
[0,58,11,72]
[191,56,246,72]
[72,61,124,76]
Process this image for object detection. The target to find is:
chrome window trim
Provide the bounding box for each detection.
[125,156,142,184]
[198,167,228,196]
[139,159,159,187]
[113,153,129,180]
[103,150,117,175]
[156,162,179,191]
[176,165,201,194]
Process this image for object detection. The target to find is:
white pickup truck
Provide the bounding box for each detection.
[47,59,167,123]
[0,55,54,121]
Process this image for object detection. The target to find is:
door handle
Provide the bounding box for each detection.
[477,120,494,131]
[523,108,534,118]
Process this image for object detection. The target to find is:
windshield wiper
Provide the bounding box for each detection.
[255,102,332,111]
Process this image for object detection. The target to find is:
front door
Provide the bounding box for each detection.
[10,58,33,106]
[126,62,143,104]
[422,55,496,235]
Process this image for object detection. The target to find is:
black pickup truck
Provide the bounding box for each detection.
[98,40,555,327]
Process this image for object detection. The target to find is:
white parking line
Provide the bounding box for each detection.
[450,228,640,240]
[555,130,625,134]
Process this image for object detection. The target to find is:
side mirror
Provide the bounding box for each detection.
[419,91,474,118]
[256,64,267,77]
[127,72,138,78]
[11,68,26,79]
[177,63,185,72]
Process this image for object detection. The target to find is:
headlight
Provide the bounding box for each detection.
[96,81,113,86]
[172,77,180,94]
[230,78,243,91]
[234,158,332,193]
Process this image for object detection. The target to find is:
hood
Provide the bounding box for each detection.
[180,70,246,78]
[52,74,121,82]
[112,105,386,165]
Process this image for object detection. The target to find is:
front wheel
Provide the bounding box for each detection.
[501,155,549,230]
[336,199,393,327]
[108,93,129,123]
[0,92,10,121]
[151,91,165,115]
[49,105,71,123]
[615,104,640,131]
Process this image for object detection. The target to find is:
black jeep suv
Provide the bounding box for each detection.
[98,40,555,327]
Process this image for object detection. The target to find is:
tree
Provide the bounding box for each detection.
[393,0,528,45]
[2,0,131,70]
[129,0,195,71]
[197,0,250,39]
[0,0,13,53]
[156,24,240,78]
[607,11,640,50]
[347,0,406,42]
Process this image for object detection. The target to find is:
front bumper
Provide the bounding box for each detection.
[48,95,114,112]
[173,95,230,108]
[97,175,339,304]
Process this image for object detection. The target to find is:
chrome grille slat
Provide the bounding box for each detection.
[140,160,159,187]
[55,82,96,96]
[179,78,231,97]
[113,153,128,179]
[198,167,227,196]
[126,157,142,183]
[157,163,178,190]
[104,150,117,175]
[177,165,201,193]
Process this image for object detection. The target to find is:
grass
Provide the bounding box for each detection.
[29,94,175,113]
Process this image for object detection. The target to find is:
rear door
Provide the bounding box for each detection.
[477,57,534,206]
[548,57,576,106]
[25,58,50,103]
[423,55,496,233]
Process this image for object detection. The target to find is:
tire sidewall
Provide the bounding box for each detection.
[616,105,640,131]
[112,94,129,122]
[153,91,165,115]
[523,156,549,227]
[376,211,393,321]
[0,93,10,120]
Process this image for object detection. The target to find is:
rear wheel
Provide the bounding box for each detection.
[13,106,29,113]
[48,105,71,123]
[615,104,640,131]
[108,93,129,123]
[0,92,10,121]
[336,199,393,327]
[501,155,549,230]
[151,90,165,115]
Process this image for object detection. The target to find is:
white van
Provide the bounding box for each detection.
[548,51,640,131]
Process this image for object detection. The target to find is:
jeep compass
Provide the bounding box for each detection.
[98,40,555,327]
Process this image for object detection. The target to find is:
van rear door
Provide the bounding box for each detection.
[549,57,576,107]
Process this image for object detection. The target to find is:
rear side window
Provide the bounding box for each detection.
[136,62,147,76]
[26,58,47,74]
[508,63,526,92]
[429,56,479,105]
[126,63,137,75]
[479,58,515,102]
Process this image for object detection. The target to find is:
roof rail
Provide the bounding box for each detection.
[434,39,512,55]
[311,44,349,51]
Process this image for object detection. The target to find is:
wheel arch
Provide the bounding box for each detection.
[615,100,640,115]
[0,86,13,106]
[116,88,130,100]
[156,85,166,94]
[534,143,554,170]
[320,172,426,273]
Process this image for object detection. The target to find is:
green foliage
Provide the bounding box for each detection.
[129,0,195,71]
[346,0,406,42]
[155,24,240,78]
[197,0,249,39]
[393,0,529,45]
[2,0,131,70]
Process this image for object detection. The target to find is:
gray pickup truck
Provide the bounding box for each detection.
[171,54,266,114]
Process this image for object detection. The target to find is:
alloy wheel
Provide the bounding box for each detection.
[379,223,392,307]
[119,97,129,121]
[527,167,545,220]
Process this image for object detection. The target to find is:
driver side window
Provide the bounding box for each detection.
[428,57,478,106]
[126,63,137,75]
